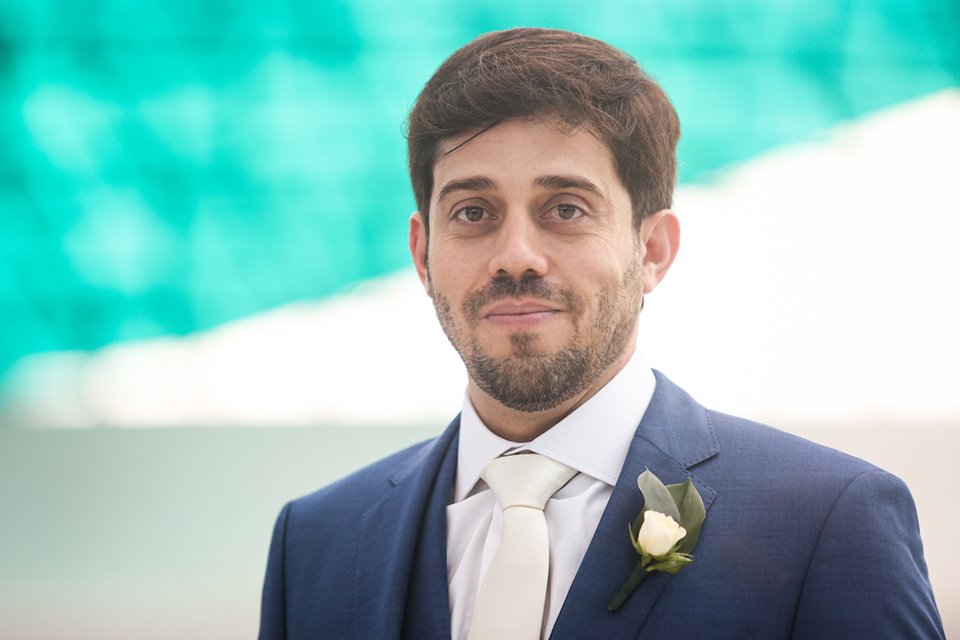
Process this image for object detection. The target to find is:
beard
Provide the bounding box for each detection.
[430,257,643,413]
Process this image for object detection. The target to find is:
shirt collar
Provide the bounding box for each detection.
[454,350,657,502]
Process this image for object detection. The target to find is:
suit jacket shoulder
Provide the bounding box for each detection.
[628,376,944,638]
[287,435,440,524]
[259,423,458,640]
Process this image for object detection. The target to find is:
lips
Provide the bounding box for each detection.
[483,299,562,327]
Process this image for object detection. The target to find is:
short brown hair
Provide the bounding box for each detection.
[406,28,680,233]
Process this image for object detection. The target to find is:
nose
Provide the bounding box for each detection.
[487,212,549,280]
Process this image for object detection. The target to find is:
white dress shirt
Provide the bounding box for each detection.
[446,351,657,640]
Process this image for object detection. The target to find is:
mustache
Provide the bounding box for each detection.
[463,274,582,322]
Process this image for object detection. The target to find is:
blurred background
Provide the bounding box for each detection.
[0,1,957,638]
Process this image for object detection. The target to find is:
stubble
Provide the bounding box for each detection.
[430,256,643,413]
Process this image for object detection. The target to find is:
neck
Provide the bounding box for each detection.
[468,345,635,442]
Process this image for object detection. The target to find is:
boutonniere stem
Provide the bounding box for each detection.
[608,470,706,611]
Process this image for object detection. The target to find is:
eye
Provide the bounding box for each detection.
[551,203,584,220]
[454,205,488,223]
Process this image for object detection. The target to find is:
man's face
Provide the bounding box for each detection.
[410,118,668,414]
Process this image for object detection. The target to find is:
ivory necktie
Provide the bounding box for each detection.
[467,453,579,640]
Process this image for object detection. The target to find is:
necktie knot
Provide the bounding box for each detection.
[481,453,578,511]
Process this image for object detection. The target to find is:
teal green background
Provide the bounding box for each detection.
[1,0,957,379]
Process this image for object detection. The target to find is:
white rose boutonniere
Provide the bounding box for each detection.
[635,511,686,557]
[608,469,706,611]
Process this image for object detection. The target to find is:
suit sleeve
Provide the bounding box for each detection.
[259,502,292,640]
[792,469,944,639]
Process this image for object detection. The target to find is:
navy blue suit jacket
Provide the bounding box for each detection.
[259,372,944,639]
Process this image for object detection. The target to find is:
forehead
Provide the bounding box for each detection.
[431,118,622,200]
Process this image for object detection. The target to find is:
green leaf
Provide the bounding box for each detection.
[647,554,694,574]
[666,477,706,554]
[637,469,681,522]
[628,521,641,554]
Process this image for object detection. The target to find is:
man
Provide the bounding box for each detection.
[259,28,943,639]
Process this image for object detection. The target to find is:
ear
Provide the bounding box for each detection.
[639,209,680,293]
[409,211,430,292]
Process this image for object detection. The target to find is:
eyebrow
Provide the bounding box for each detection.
[434,173,606,205]
[436,176,498,204]
[534,174,605,200]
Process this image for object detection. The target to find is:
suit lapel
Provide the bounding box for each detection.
[551,372,719,640]
[401,426,459,639]
[351,418,460,640]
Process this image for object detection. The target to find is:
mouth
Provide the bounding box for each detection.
[483,300,563,328]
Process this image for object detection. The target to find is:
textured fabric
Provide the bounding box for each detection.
[467,454,577,640]
[448,352,655,639]
[258,371,945,640]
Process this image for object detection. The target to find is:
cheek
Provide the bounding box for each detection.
[428,247,482,297]
[425,267,468,311]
